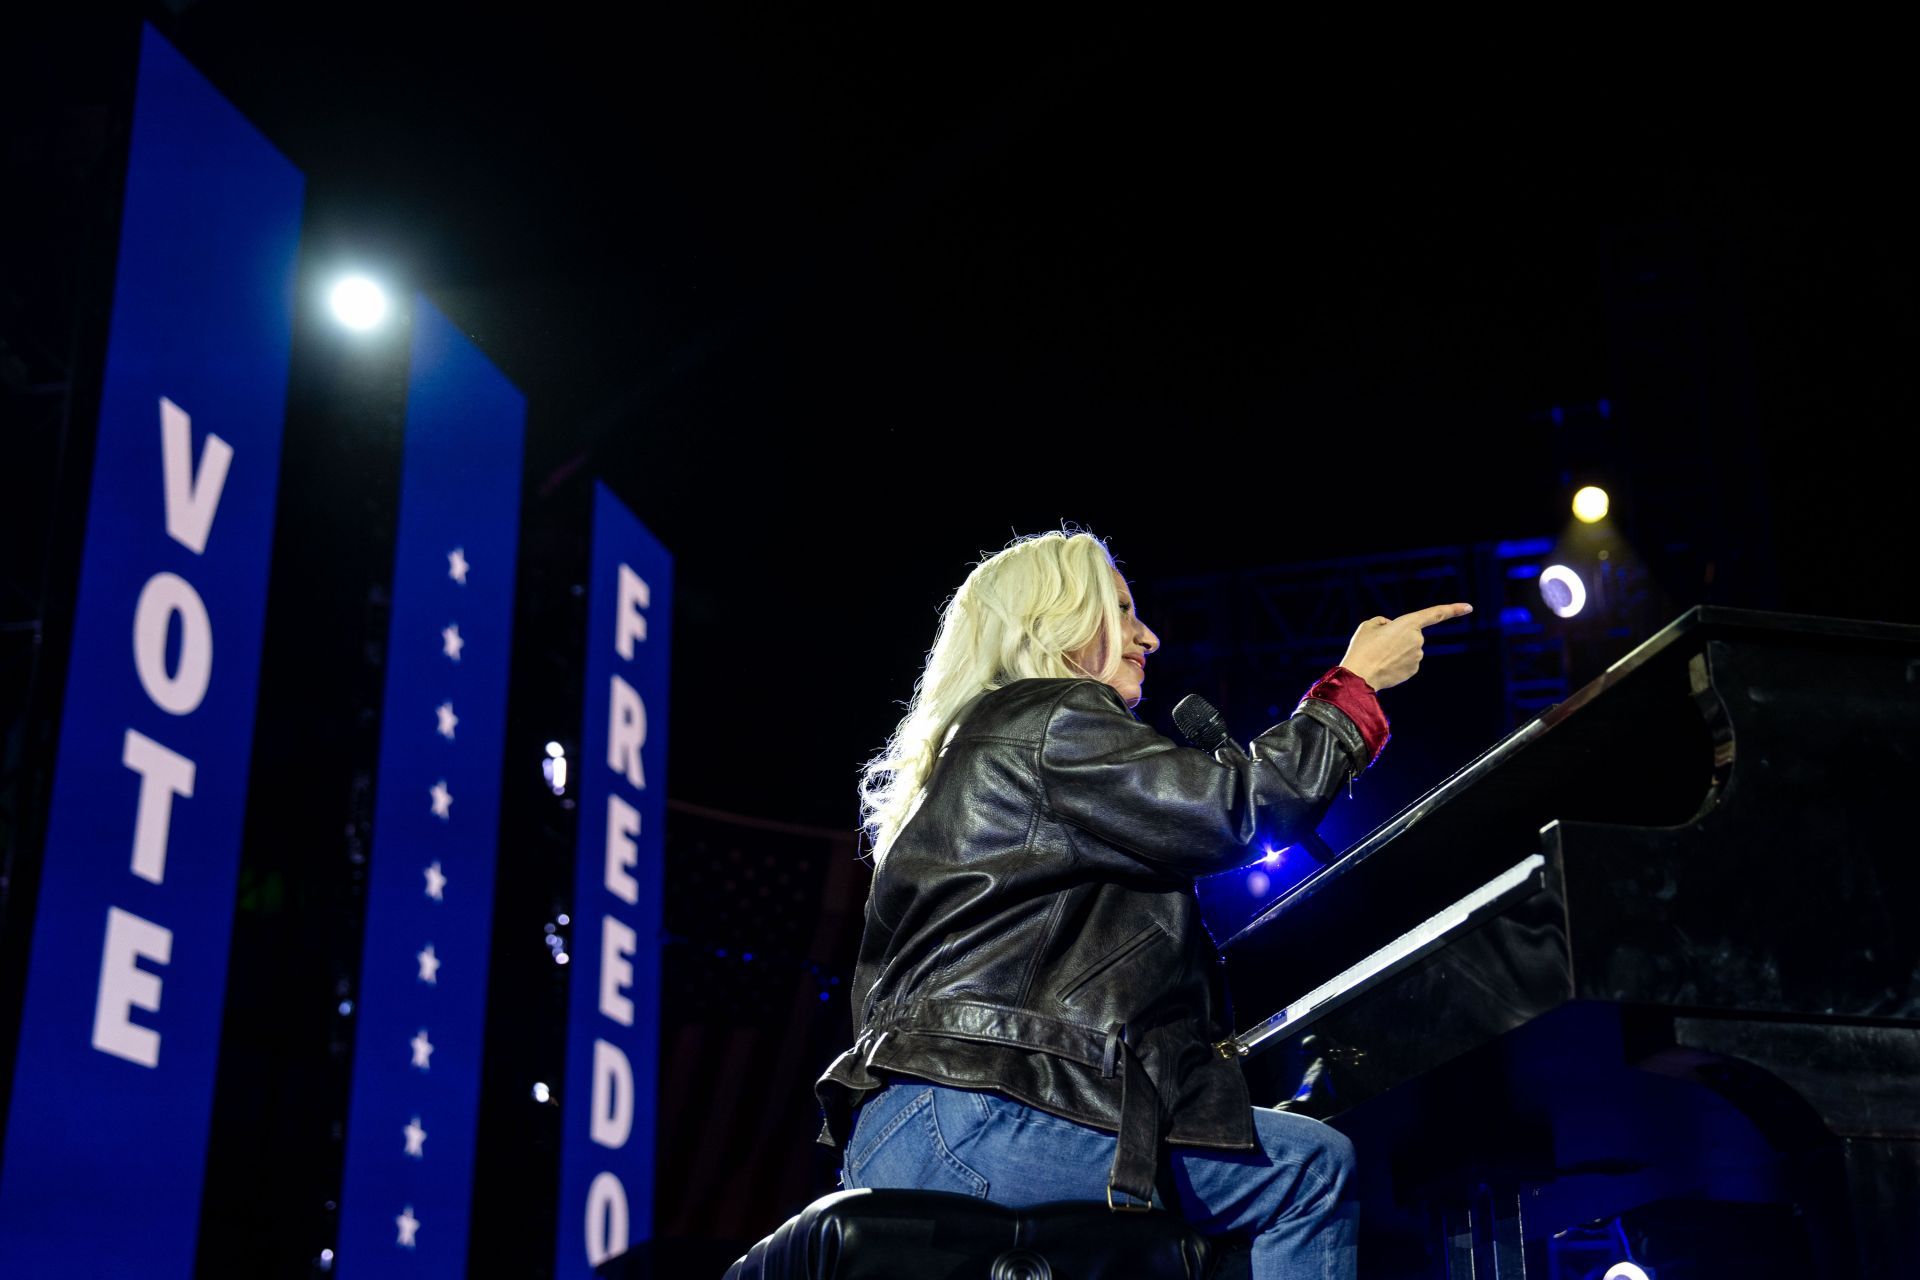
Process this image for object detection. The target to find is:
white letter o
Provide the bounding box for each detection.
[132,572,213,715]
[584,1171,630,1266]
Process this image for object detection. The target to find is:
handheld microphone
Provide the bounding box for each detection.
[1170,693,1232,754]
[1170,694,1342,867]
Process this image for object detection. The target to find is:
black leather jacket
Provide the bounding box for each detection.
[815,676,1372,1206]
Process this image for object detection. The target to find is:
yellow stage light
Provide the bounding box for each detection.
[1572,485,1610,523]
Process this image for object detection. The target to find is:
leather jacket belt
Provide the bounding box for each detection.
[861,998,1163,1211]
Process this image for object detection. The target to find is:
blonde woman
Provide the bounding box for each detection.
[815,529,1467,1278]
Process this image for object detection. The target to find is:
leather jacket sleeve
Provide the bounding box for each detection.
[1037,678,1368,878]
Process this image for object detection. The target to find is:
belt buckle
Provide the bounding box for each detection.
[1106,1184,1154,1214]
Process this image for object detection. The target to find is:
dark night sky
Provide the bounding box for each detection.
[6,9,1919,1271]
[66,6,1920,826]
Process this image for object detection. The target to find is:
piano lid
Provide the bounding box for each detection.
[1222,606,1920,963]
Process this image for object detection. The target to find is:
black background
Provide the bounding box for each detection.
[149,6,1919,827]
[4,6,1917,1275]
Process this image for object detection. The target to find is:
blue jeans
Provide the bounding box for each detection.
[840,1081,1357,1280]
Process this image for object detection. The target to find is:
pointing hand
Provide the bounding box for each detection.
[1337,603,1473,692]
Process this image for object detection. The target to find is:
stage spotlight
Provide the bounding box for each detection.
[1572,485,1610,523]
[1539,564,1588,618]
[542,741,568,794]
[1602,1264,1651,1280]
[532,1081,550,1103]
[328,275,389,330]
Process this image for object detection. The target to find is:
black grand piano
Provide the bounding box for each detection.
[1219,607,1920,1279]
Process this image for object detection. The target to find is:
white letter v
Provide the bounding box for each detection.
[159,396,233,555]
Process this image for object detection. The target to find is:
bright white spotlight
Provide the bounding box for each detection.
[1572,485,1610,523]
[1602,1264,1651,1280]
[329,275,389,330]
[1539,564,1588,618]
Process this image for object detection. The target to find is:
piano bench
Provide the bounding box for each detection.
[721,1187,1225,1279]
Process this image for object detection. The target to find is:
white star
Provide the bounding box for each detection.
[429,780,453,820]
[441,623,464,661]
[447,547,469,585]
[417,943,440,984]
[424,860,446,901]
[403,1115,427,1158]
[410,1028,434,1070]
[396,1205,420,1248]
[435,701,458,739]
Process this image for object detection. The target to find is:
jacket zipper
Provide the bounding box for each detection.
[1056,923,1166,1003]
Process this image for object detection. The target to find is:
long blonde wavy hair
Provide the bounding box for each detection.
[859,529,1131,867]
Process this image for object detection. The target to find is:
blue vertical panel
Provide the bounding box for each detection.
[335,300,524,1277]
[0,25,303,1277]
[555,483,673,1278]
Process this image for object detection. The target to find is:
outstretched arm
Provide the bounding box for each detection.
[1038,678,1366,878]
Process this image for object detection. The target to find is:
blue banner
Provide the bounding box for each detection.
[0,24,304,1276]
[336,300,524,1276]
[555,483,673,1277]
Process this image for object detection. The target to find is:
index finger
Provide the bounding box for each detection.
[1400,602,1474,629]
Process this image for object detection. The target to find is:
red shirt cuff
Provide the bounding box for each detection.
[1304,666,1390,766]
